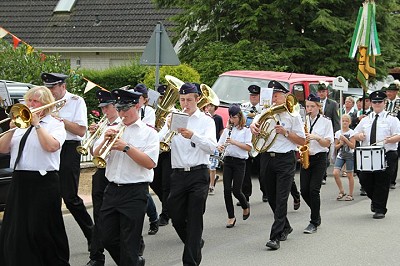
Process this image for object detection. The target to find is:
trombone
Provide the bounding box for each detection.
[0,98,66,138]
[93,118,126,168]
[76,115,108,156]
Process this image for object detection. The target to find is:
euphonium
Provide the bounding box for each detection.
[251,94,300,153]
[93,119,126,168]
[299,114,310,169]
[154,75,182,130]
[76,115,108,156]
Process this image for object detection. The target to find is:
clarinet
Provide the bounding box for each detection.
[219,124,233,163]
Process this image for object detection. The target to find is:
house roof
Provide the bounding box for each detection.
[0,0,180,49]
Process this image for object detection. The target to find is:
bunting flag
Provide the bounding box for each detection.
[26,45,34,54]
[0,27,8,38]
[12,35,21,49]
[348,0,380,92]
[83,77,108,94]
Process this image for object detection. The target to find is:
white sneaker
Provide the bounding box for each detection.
[208,187,215,195]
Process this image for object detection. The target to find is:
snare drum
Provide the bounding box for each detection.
[355,146,386,172]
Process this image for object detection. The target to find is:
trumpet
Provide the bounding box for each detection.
[76,115,108,156]
[93,118,126,168]
[0,99,66,138]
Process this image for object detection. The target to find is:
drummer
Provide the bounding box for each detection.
[353,90,400,219]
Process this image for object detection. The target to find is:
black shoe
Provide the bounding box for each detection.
[86,260,105,266]
[148,220,159,235]
[278,227,293,241]
[266,239,280,250]
[303,223,317,234]
[226,218,236,228]
[243,205,250,220]
[137,256,145,266]
[293,199,301,210]
[262,195,268,202]
[158,214,169,226]
[370,203,375,213]
[360,188,367,196]
[373,212,385,219]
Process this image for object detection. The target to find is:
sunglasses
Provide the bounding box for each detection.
[371,100,383,104]
[116,104,133,112]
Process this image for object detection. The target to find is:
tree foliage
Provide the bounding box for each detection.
[154,0,400,87]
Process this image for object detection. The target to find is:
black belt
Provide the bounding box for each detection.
[64,140,81,144]
[109,182,149,187]
[174,164,208,172]
[310,152,327,158]
[224,156,246,161]
[266,151,294,158]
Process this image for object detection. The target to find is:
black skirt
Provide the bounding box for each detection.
[0,170,70,266]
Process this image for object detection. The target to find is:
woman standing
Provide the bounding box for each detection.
[300,94,333,234]
[0,86,69,265]
[218,105,252,228]
[333,114,356,201]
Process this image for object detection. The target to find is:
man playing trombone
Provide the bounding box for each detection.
[41,72,94,250]
[85,90,120,266]
[93,88,159,266]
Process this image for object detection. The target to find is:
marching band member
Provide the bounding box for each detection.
[166,83,217,265]
[86,90,120,266]
[250,81,305,250]
[218,105,252,228]
[94,89,159,266]
[41,72,94,250]
[300,94,333,234]
[383,81,400,189]
[354,90,400,219]
[133,83,156,127]
[240,85,266,204]
[0,86,69,265]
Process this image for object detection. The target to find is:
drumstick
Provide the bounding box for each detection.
[370,133,400,146]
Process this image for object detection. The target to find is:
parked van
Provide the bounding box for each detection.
[211,70,335,125]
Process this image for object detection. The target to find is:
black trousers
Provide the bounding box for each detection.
[260,151,295,241]
[89,168,109,262]
[59,141,93,241]
[242,154,266,200]
[222,156,248,219]
[300,152,326,226]
[100,182,148,266]
[168,168,209,266]
[150,151,172,217]
[359,151,397,214]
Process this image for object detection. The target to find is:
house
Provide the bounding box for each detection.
[0,0,180,70]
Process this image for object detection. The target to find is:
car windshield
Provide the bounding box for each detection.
[212,76,289,104]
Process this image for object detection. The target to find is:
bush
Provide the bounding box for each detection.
[142,64,201,88]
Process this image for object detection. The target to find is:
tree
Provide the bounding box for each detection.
[154,0,400,87]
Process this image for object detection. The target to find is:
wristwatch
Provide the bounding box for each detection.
[34,124,41,130]
[284,131,289,138]
[123,145,131,153]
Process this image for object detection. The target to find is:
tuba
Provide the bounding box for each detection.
[76,115,108,156]
[197,84,220,109]
[251,94,300,154]
[154,75,183,130]
[299,114,310,169]
[93,119,126,168]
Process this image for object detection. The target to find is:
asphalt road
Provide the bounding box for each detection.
[65,166,400,266]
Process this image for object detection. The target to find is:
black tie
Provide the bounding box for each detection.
[370,114,378,145]
[14,126,34,170]
[389,101,393,112]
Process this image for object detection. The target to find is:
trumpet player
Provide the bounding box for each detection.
[165,83,217,265]
[217,105,252,228]
[86,89,120,266]
[300,93,333,234]
[41,72,94,250]
[250,81,305,250]
[93,89,159,266]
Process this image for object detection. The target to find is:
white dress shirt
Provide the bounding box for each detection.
[141,105,156,127]
[217,126,252,160]
[58,91,88,141]
[170,109,217,168]
[10,114,66,171]
[105,119,159,184]
[354,110,400,151]
[253,112,305,153]
[307,115,333,155]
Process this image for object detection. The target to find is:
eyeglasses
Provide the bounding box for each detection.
[116,104,133,112]
[371,100,383,104]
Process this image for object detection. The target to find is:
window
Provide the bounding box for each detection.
[54,0,77,13]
